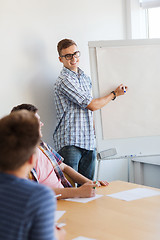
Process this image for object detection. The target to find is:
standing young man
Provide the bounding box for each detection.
[53,38,128,180]
[0,111,65,240]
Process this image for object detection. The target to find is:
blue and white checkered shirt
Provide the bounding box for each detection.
[53,67,95,151]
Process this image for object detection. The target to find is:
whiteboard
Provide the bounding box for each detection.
[88,39,160,156]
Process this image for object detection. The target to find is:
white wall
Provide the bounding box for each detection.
[0,0,126,146]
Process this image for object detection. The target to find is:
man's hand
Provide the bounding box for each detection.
[114,84,128,97]
[77,182,97,198]
[55,226,66,240]
[93,180,109,187]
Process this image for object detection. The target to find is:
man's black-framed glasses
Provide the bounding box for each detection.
[60,51,81,60]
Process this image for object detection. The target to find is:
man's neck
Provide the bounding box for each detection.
[5,164,29,179]
[65,66,78,73]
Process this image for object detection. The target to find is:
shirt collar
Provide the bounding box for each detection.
[62,67,84,77]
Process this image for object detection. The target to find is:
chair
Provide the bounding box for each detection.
[64,173,76,187]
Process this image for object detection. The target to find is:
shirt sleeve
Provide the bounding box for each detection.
[59,77,93,109]
[47,144,64,165]
[27,186,57,240]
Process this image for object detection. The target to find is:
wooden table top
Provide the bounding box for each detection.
[57,181,160,240]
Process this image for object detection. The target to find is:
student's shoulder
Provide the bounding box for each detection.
[22,180,56,214]
[56,67,76,84]
[56,73,68,83]
[55,74,66,88]
[34,183,55,201]
[22,178,55,199]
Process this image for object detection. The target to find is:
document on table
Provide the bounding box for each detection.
[55,210,66,222]
[72,237,96,240]
[65,194,103,203]
[107,188,160,201]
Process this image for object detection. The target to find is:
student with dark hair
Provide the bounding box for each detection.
[11,103,38,113]
[11,104,109,200]
[54,38,128,180]
[0,110,65,240]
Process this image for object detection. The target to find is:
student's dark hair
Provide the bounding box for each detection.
[57,39,77,56]
[11,104,38,113]
[0,110,40,171]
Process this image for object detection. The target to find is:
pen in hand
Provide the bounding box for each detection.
[93,181,98,189]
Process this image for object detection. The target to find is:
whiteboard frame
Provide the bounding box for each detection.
[88,39,160,156]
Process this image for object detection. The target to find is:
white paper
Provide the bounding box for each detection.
[65,194,103,203]
[72,237,96,240]
[55,210,66,222]
[107,188,160,201]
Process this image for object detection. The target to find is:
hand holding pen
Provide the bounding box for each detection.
[114,84,128,97]
[78,182,97,198]
[55,225,66,240]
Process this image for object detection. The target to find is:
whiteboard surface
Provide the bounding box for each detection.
[96,44,160,139]
[89,39,160,156]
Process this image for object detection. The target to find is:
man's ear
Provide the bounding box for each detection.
[59,56,63,63]
[28,153,37,168]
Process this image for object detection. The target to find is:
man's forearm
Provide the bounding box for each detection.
[62,164,92,185]
[87,93,113,111]
[52,182,97,199]
[87,84,127,111]
[53,187,80,199]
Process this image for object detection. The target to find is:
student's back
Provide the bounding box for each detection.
[0,111,64,240]
[0,172,56,240]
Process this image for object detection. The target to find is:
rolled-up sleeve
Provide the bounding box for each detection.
[59,77,93,109]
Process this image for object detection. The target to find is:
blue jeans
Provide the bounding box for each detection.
[58,145,96,180]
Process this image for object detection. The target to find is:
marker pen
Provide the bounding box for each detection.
[123,86,126,93]
[93,181,98,189]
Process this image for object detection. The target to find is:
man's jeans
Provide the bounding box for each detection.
[58,145,96,181]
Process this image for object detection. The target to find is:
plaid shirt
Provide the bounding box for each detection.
[29,141,72,188]
[53,67,95,151]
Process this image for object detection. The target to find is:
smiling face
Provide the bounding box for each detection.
[59,44,80,73]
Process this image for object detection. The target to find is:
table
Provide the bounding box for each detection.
[130,156,160,187]
[57,181,160,240]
